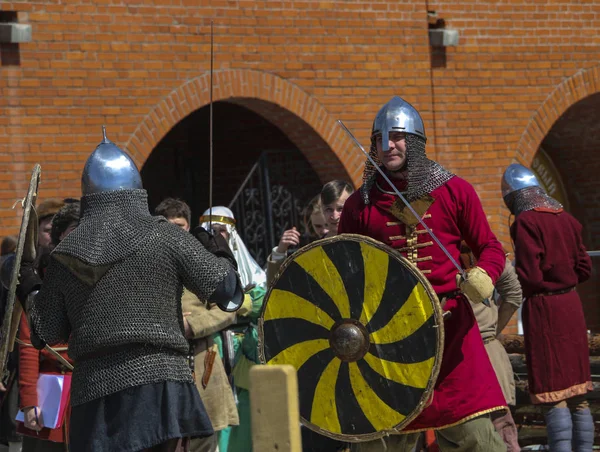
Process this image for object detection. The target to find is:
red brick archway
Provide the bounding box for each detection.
[514,66,600,250]
[515,65,600,165]
[493,65,600,246]
[124,69,361,185]
[514,66,600,332]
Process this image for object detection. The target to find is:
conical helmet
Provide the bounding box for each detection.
[81,126,142,195]
[371,96,427,148]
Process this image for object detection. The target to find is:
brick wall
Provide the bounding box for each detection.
[1,0,599,330]
[0,0,433,234]
[425,0,600,243]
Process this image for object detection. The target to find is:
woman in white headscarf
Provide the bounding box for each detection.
[199,207,266,452]
[200,206,266,291]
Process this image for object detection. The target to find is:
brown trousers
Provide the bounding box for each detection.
[351,415,506,452]
[189,435,218,452]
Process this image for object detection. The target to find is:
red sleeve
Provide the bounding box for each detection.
[18,312,40,409]
[338,191,364,235]
[453,178,505,282]
[572,217,592,283]
[511,215,545,295]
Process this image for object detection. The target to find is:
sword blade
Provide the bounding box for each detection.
[208,21,214,232]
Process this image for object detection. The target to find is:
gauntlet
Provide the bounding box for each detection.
[456,266,494,304]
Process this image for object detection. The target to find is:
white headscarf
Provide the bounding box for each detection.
[200,206,267,290]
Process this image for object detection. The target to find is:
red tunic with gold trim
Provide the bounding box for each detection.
[511,209,592,404]
[339,174,507,431]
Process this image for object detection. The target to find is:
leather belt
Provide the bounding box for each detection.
[531,286,575,298]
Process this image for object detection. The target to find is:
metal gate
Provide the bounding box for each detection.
[228,151,320,267]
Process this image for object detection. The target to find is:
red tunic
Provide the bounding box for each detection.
[339,174,507,431]
[18,312,73,443]
[511,209,592,404]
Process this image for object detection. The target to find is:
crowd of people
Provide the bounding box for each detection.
[0,95,594,452]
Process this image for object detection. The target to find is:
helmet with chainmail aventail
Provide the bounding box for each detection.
[501,163,562,216]
[360,96,453,204]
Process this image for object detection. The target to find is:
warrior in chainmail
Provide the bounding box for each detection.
[15,128,244,452]
[339,96,508,451]
[502,163,594,452]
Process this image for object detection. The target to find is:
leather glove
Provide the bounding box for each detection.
[16,261,42,309]
[192,226,238,271]
[456,266,494,304]
[237,293,253,318]
[2,254,42,311]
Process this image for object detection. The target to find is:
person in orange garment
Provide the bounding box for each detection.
[17,201,79,451]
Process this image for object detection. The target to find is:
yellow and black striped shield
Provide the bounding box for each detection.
[258,234,444,442]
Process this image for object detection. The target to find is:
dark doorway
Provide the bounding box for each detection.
[141,101,326,264]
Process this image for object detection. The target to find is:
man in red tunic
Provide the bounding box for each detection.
[502,163,594,452]
[339,96,507,451]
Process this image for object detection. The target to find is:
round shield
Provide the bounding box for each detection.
[258,234,444,442]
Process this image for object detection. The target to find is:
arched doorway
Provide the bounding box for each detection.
[125,69,360,185]
[528,92,600,332]
[141,100,337,265]
[125,70,358,265]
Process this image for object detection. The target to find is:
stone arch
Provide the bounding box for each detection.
[124,69,359,185]
[515,65,600,165]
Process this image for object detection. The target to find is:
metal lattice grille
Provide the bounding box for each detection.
[229,152,319,267]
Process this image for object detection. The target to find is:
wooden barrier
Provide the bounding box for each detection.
[499,333,600,356]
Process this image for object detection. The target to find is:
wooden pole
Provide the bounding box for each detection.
[250,365,302,452]
[499,333,600,356]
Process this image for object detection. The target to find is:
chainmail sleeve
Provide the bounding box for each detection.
[165,224,240,304]
[29,258,71,348]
